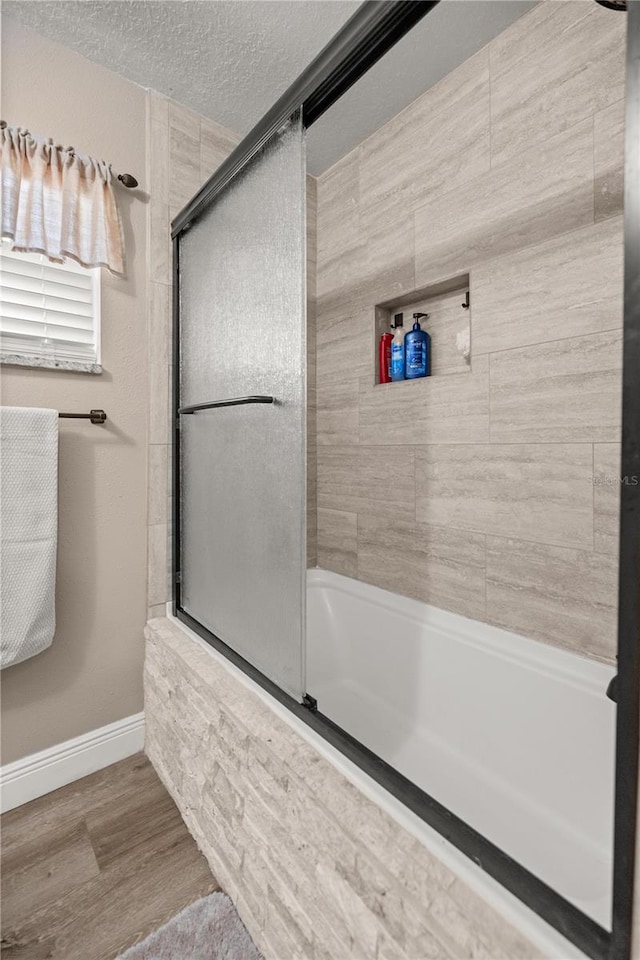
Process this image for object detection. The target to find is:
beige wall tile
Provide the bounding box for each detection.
[356,445,415,520]
[167,439,173,499]
[149,361,171,445]
[316,285,370,345]
[149,203,171,284]
[147,522,170,607]
[331,852,434,956]
[594,99,625,222]
[169,121,202,219]
[359,355,490,446]
[317,508,357,577]
[472,217,623,356]
[318,445,415,521]
[149,120,169,205]
[307,502,317,569]
[489,330,622,443]
[306,177,318,300]
[414,121,595,288]
[149,282,172,368]
[200,116,239,183]
[361,213,415,305]
[439,879,546,960]
[316,379,359,446]
[359,48,490,234]
[416,444,593,550]
[317,150,360,299]
[358,515,485,620]
[317,243,364,304]
[168,102,204,218]
[322,860,385,952]
[149,444,169,526]
[307,300,317,380]
[424,884,489,959]
[486,536,617,662]
[317,149,359,258]
[168,100,200,140]
[316,300,372,386]
[149,92,169,128]
[489,1,625,165]
[593,442,622,555]
[166,532,174,605]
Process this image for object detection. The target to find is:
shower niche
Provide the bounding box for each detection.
[374,273,471,386]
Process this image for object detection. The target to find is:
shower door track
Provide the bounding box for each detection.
[170,4,640,960]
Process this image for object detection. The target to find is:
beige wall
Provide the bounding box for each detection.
[316,0,625,664]
[1,19,148,763]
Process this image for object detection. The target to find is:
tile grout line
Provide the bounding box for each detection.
[473,321,623,360]
[592,442,596,553]
[410,112,596,224]
[488,40,493,172]
[592,113,597,225]
[319,501,598,559]
[483,533,488,620]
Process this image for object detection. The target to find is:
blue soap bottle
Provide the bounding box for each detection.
[390,313,405,381]
[405,312,430,379]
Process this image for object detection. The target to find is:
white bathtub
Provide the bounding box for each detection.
[306,568,617,929]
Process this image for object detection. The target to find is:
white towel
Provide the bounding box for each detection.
[0,406,58,668]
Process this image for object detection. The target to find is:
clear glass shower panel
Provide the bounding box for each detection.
[178,114,306,700]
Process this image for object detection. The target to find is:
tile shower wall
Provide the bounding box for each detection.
[315,0,625,663]
[146,91,318,616]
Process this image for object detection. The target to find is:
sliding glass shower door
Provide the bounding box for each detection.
[176,113,307,700]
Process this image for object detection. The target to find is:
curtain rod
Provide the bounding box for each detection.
[0,121,139,189]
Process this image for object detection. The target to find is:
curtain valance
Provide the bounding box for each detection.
[0,121,125,275]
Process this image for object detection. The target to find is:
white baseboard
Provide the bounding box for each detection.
[0,712,145,814]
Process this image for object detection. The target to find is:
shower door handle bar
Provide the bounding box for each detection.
[178,395,275,415]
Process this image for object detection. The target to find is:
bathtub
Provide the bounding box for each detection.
[306,569,616,929]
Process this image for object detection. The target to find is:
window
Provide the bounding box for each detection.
[0,240,101,370]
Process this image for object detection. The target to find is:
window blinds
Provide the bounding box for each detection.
[0,242,100,363]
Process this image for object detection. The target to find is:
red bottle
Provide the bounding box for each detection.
[379,331,393,384]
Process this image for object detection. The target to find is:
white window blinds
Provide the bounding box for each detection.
[0,241,101,364]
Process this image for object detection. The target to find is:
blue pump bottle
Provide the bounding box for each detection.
[390,313,405,381]
[404,312,430,379]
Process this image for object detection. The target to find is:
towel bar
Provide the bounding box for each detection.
[58,410,107,424]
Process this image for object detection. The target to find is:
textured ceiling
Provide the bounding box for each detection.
[2,1,359,140]
[4,0,534,174]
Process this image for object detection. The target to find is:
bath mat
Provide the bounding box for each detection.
[116,892,263,960]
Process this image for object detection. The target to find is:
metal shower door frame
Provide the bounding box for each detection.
[170,3,640,959]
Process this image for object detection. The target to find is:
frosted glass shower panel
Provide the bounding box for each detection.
[178,114,306,700]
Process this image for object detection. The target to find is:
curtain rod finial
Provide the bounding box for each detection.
[117,173,138,189]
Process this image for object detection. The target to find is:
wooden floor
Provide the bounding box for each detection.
[1,754,220,960]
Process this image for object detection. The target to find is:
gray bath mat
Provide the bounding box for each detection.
[116,892,263,960]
